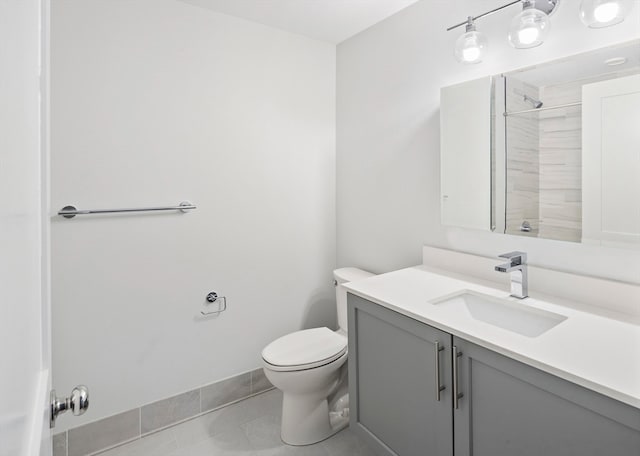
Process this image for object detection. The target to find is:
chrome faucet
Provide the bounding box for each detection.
[495,251,528,299]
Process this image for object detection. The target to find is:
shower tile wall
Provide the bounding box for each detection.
[505,80,540,237]
[538,80,583,242]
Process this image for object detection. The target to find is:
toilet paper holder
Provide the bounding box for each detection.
[201,291,227,316]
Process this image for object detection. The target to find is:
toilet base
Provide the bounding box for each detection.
[281,393,349,446]
[263,355,349,446]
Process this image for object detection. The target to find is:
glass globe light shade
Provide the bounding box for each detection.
[508,5,550,49]
[455,29,488,64]
[579,0,632,28]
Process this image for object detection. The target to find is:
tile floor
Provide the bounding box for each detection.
[98,389,375,456]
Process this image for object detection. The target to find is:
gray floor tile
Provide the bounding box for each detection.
[170,427,255,456]
[104,388,369,456]
[241,414,330,456]
[279,444,331,456]
[98,429,178,456]
[172,406,245,447]
[321,428,377,456]
[240,414,283,452]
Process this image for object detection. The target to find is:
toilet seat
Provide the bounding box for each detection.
[262,327,347,372]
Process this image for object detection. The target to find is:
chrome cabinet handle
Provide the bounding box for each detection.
[434,341,445,401]
[452,346,464,409]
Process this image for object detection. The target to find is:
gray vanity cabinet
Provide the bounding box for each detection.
[347,293,454,456]
[453,337,640,456]
[348,294,640,456]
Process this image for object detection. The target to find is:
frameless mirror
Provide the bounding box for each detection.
[440,40,640,248]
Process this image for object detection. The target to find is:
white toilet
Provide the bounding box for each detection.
[261,267,374,446]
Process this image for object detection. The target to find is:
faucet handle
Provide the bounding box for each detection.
[498,251,527,264]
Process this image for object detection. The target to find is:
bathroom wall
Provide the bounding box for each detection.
[337,0,640,284]
[51,0,336,431]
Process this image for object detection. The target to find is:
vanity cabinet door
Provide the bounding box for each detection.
[452,337,640,456]
[348,294,453,456]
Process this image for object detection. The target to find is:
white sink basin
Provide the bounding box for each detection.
[431,290,567,337]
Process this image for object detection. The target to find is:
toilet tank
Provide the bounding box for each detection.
[333,268,375,333]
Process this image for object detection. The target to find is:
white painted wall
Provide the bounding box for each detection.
[337,0,640,284]
[52,0,336,430]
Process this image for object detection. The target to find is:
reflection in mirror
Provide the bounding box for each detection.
[495,40,640,246]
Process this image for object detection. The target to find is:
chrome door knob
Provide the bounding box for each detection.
[50,385,89,427]
[69,385,89,416]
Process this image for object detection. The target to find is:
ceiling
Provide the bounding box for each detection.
[178,0,421,44]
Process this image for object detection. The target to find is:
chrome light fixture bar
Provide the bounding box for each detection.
[447,0,559,32]
[448,0,632,63]
[447,1,519,32]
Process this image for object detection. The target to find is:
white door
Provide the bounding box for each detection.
[0,1,52,455]
[582,74,640,248]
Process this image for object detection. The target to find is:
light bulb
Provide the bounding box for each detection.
[462,47,481,62]
[454,18,488,64]
[518,26,540,45]
[594,2,620,21]
[508,2,550,49]
[580,0,632,28]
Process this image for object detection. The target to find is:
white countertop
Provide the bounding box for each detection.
[344,265,640,409]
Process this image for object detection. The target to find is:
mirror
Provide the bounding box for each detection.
[440,40,640,248]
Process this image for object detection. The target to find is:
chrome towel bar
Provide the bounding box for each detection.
[504,101,582,117]
[58,201,196,219]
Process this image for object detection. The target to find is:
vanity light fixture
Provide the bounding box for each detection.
[579,0,632,28]
[454,17,488,64]
[448,0,631,63]
[447,0,561,63]
[508,0,551,48]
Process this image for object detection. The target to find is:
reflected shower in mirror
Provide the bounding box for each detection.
[494,40,640,246]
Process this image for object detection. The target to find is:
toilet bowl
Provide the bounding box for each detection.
[261,268,374,446]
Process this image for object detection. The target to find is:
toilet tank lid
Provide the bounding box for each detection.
[333,267,375,283]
